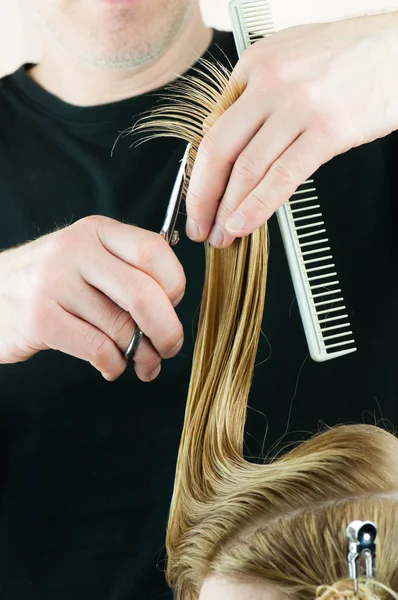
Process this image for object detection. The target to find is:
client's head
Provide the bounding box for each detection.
[179,425,398,600]
[130,59,398,600]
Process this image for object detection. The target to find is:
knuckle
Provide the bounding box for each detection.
[186,185,203,208]
[246,191,273,216]
[135,231,162,268]
[46,227,79,257]
[136,234,186,302]
[234,153,262,183]
[268,158,296,188]
[109,310,132,341]
[295,81,321,106]
[313,112,344,146]
[233,54,248,79]
[137,230,181,265]
[217,202,234,221]
[313,109,336,131]
[237,44,265,79]
[266,60,286,84]
[91,333,115,362]
[126,278,153,313]
[248,58,285,90]
[80,214,110,232]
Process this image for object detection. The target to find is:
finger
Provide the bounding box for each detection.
[132,334,162,382]
[185,92,268,241]
[208,110,302,248]
[78,254,184,360]
[59,279,162,381]
[224,129,335,237]
[88,217,186,306]
[43,305,127,381]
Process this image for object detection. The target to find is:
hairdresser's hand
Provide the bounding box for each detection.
[0,216,185,382]
[185,11,398,248]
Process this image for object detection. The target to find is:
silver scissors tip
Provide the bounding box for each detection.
[160,143,191,245]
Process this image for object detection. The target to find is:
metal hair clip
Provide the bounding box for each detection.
[346,520,377,594]
[124,143,191,361]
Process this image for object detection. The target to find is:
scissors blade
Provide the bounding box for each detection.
[160,143,191,245]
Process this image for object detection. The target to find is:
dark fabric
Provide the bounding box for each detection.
[0,28,397,600]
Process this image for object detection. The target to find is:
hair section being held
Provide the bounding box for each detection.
[132,55,269,581]
[130,61,398,600]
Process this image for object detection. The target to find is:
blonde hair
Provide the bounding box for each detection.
[132,61,398,600]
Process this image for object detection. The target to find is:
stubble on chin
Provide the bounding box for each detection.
[34,0,196,71]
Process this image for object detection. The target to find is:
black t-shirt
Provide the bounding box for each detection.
[0,29,397,600]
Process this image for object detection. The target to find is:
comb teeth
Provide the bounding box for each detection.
[229,0,275,56]
[278,180,356,361]
[229,0,356,361]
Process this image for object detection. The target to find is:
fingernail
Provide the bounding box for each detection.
[186,217,200,241]
[226,213,246,233]
[208,224,224,248]
[164,337,184,359]
[148,365,161,381]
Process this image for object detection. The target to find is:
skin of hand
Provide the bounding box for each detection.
[185,11,398,249]
[0,216,185,382]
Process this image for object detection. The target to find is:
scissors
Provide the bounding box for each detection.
[124,143,191,361]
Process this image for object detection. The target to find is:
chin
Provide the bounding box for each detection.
[74,27,179,69]
[39,0,195,69]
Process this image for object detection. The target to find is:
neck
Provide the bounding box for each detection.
[29,5,212,106]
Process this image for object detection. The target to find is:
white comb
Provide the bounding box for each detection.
[229,0,356,362]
